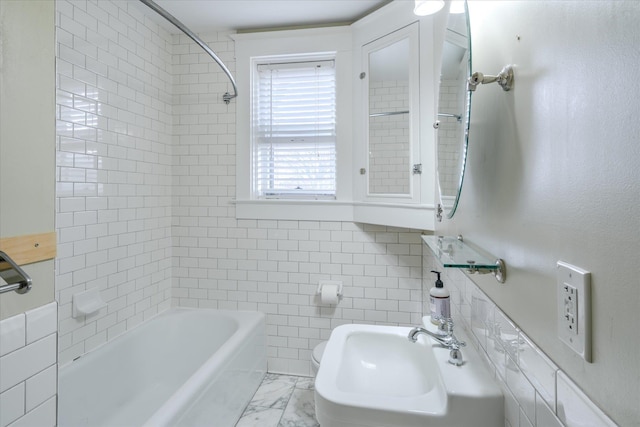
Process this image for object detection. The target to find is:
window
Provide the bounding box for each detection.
[233,27,354,221]
[253,58,336,199]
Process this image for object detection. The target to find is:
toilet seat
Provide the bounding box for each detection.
[313,341,327,365]
[312,341,327,374]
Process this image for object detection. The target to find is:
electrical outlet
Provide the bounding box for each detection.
[557,261,591,362]
[560,283,578,335]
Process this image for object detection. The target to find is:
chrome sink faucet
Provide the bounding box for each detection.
[408,318,466,366]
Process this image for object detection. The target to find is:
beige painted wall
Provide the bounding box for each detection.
[0,1,55,319]
[436,1,640,424]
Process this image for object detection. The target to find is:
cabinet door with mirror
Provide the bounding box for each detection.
[361,23,421,203]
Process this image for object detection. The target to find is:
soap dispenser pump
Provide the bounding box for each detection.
[429,270,450,324]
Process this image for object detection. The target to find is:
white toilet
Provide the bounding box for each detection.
[311,341,327,375]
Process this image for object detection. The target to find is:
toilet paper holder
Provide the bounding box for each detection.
[316,280,343,298]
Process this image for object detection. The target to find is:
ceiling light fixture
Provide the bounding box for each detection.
[413,0,445,16]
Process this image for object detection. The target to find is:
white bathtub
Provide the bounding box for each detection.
[58,308,266,427]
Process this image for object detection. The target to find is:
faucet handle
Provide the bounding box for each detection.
[440,319,467,348]
[446,318,454,331]
[438,317,454,334]
[436,317,450,335]
[448,347,464,366]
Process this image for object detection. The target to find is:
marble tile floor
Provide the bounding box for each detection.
[235,373,320,427]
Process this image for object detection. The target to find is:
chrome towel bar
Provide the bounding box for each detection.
[369,110,409,117]
[0,250,32,295]
[437,112,462,122]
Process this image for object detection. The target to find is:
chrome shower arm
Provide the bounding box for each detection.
[139,0,238,104]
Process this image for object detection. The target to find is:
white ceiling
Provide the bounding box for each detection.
[149,0,392,33]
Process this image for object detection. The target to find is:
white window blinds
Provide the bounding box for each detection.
[253,60,336,199]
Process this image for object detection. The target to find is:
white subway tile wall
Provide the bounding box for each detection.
[55,0,173,365]
[0,315,25,357]
[423,249,617,427]
[171,31,425,375]
[556,371,618,427]
[0,303,57,427]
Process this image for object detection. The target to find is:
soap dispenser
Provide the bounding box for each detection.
[429,270,450,324]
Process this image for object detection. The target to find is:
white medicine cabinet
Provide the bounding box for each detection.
[352,2,437,231]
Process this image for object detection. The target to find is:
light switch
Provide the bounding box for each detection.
[557,261,591,362]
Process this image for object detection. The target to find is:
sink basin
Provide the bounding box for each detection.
[315,324,503,427]
[336,331,441,398]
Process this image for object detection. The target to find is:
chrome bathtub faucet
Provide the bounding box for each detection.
[408,318,466,366]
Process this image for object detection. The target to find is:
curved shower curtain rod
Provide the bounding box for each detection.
[139,0,238,104]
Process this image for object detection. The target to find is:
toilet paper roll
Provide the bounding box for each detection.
[320,284,339,304]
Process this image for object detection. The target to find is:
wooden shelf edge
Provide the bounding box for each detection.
[0,232,56,266]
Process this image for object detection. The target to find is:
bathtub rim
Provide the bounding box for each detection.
[143,307,266,426]
[58,306,265,369]
[58,307,267,427]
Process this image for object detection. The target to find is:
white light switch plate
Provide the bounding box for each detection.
[557,261,592,362]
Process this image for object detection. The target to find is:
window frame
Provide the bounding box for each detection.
[233,27,354,221]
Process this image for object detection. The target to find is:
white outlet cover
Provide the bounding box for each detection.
[557,261,592,362]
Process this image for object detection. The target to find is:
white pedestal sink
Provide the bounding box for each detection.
[314,323,503,427]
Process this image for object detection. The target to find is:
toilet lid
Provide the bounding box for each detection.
[312,341,327,363]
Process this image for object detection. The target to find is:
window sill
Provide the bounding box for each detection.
[235,199,354,222]
[234,199,435,230]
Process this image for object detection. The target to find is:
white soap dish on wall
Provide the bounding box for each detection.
[72,288,107,318]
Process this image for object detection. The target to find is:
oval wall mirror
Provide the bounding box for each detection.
[435,2,471,219]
